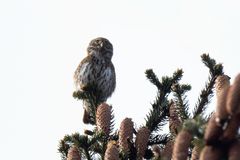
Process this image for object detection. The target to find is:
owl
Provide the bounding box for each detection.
[74,37,116,123]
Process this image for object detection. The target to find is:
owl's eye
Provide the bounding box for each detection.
[95,40,103,46]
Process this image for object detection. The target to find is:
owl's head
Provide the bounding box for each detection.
[87,37,113,61]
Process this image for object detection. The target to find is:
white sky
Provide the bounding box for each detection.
[1,0,240,159]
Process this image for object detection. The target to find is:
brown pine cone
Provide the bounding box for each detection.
[161,140,174,160]
[204,113,223,145]
[169,101,181,135]
[172,130,192,160]
[119,118,134,153]
[67,145,81,160]
[152,145,161,159]
[221,113,240,143]
[226,73,240,115]
[104,141,119,160]
[199,146,224,160]
[215,75,230,126]
[96,103,112,136]
[215,75,230,96]
[228,140,240,160]
[135,127,151,159]
[191,145,201,160]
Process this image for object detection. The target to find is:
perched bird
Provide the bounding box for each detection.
[74,37,116,124]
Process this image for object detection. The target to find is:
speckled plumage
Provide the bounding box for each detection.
[74,37,116,123]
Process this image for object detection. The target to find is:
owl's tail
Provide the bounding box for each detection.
[82,100,95,124]
[82,108,90,124]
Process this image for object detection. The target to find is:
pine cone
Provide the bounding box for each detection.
[172,130,192,160]
[104,141,119,160]
[67,145,81,160]
[227,73,240,115]
[221,113,240,143]
[135,127,151,160]
[119,118,134,153]
[215,76,230,126]
[215,75,230,96]
[191,145,201,160]
[161,140,174,160]
[204,113,223,145]
[169,101,181,135]
[96,103,112,136]
[199,146,224,160]
[152,145,161,159]
[228,140,240,160]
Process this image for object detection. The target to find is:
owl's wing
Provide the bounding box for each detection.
[98,63,116,98]
[104,64,116,85]
[73,57,92,90]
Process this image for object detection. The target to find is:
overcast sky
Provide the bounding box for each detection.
[1,0,240,159]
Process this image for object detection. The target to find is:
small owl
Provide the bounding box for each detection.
[74,37,116,123]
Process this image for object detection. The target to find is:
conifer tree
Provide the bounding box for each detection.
[58,54,240,159]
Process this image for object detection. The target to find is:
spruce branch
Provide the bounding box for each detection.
[88,131,105,147]
[83,147,92,160]
[145,99,169,132]
[110,107,115,135]
[72,133,92,160]
[193,54,223,118]
[58,134,76,159]
[171,69,183,85]
[144,149,154,159]
[145,69,162,90]
[148,134,169,145]
[88,130,105,156]
[127,138,137,160]
[58,133,93,160]
[160,69,183,100]
[73,84,105,125]
[109,130,119,142]
[73,85,100,108]
[172,83,191,120]
[87,129,114,159]
[145,69,183,132]
[201,53,216,74]
[58,139,70,160]
[73,90,97,125]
